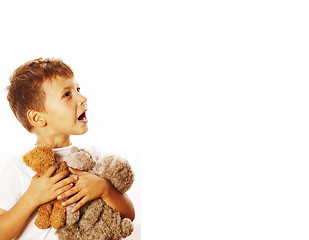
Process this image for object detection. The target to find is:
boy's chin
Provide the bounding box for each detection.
[73,127,88,135]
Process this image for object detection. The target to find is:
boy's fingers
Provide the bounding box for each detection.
[68,167,85,176]
[71,197,88,213]
[51,170,70,183]
[57,185,81,201]
[44,165,58,177]
[55,183,74,197]
[61,191,84,207]
[54,176,78,189]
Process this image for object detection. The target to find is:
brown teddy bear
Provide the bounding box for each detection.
[23,146,68,229]
[56,147,135,240]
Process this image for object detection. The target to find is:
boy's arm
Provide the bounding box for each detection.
[100,179,135,221]
[0,192,39,240]
[58,167,135,221]
[0,166,76,240]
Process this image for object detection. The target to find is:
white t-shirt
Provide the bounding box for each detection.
[0,145,73,240]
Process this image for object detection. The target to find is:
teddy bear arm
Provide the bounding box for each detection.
[66,203,80,226]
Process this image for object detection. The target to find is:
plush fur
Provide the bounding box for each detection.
[23,146,68,229]
[62,146,98,227]
[56,146,134,240]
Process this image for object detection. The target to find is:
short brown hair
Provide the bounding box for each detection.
[7,58,74,132]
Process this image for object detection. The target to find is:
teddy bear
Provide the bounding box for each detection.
[23,146,68,229]
[56,146,134,240]
[61,146,101,228]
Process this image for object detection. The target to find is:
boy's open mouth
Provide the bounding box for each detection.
[78,111,88,123]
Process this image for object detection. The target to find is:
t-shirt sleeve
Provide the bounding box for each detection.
[0,159,21,211]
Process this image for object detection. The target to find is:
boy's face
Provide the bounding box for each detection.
[41,76,88,136]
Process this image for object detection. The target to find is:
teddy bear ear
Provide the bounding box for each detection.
[70,146,80,153]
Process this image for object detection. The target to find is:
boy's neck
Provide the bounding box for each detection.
[35,135,72,149]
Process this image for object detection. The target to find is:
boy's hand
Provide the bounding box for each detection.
[57,167,110,213]
[25,166,77,207]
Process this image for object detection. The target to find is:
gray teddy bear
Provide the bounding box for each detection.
[56,146,134,240]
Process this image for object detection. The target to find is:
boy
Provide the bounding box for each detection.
[0,58,135,240]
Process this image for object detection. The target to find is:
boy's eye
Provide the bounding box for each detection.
[63,91,71,98]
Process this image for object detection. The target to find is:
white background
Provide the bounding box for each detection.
[1,0,309,240]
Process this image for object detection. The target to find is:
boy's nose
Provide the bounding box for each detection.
[79,94,88,106]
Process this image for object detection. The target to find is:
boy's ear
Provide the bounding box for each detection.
[27,110,46,127]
